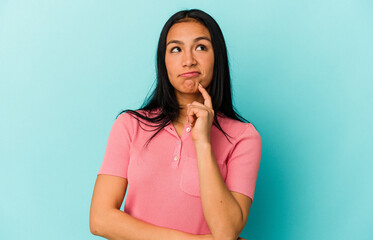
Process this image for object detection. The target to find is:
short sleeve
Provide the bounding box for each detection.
[225,124,262,201]
[97,113,134,179]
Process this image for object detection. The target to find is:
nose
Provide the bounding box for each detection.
[182,49,197,67]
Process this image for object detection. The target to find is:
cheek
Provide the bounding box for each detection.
[209,52,215,69]
[206,57,214,75]
[209,59,214,70]
[165,57,176,76]
[202,53,214,71]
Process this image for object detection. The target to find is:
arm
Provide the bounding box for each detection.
[187,84,253,240]
[195,143,252,240]
[90,174,212,240]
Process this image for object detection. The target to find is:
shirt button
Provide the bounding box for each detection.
[177,140,181,144]
[174,156,179,161]
[186,127,191,132]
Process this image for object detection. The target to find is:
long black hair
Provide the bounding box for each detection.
[117,9,249,147]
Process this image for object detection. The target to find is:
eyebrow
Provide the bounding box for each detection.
[166,36,211,47]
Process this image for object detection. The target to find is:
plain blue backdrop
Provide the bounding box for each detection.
[0,0,372,239]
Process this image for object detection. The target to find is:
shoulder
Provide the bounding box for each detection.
[115,108,161,129]
[216,114,261,141]
[116,111,137,124]
[114,110,143,131]
[117,108,158,121]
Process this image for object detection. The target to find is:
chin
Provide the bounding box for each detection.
[180,88,199,95]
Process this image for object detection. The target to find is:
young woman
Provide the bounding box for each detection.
[90,9,262,240]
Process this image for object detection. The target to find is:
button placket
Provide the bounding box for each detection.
[185,123,192,133]
[171,139,182,168]
[165,123,180,139]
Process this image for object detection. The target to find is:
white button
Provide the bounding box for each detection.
[177,140,181,144]
[186,127,191,132]
[174,156,179,161]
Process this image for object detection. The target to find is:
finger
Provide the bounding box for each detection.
[190,101,208,109]
[187,107,198,127]
[186,104,190,124]
[198,83,213,109]
[187,104,194,126]
[188,104,211,118]
[187,105,205,127]
[190,101,214,119]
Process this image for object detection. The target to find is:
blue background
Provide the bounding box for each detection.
[1,0,372,239]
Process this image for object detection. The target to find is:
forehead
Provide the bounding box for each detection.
[166,21,211,41]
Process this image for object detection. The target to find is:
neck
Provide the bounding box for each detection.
[174,92,204,125]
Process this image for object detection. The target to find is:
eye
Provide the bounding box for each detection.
[171,47,181,53]
[196,44,207,51]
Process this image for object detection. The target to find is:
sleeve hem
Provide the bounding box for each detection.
[228,187,254,201]
[97,173,127,179]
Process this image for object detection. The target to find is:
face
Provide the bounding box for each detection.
[165,21,214,95]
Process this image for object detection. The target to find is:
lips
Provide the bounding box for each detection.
[180,71,200,78]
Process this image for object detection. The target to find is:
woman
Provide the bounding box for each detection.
[90,9,262,240]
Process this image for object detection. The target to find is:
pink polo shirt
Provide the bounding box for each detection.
[97,109,262,234]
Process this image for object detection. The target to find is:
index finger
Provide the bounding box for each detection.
[198,83,213,109]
